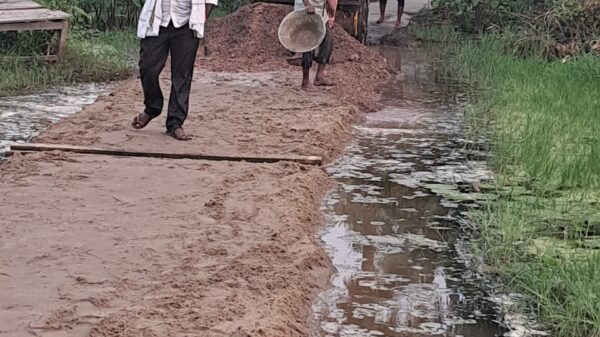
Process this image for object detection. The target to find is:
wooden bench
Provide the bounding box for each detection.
[0,0,70,62]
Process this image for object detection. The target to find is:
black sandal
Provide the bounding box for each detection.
[132,113,153,129]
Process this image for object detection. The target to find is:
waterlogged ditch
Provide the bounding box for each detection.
[312,45,547,337]
[0,84,108,155]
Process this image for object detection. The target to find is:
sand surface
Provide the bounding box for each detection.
[0,69,362,337]
[1,152,333,337]
[0,155,336,336]
[0,4,388,336]
[35,72,358,163]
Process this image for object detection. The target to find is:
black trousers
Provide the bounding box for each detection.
[139,22,199,132]
[302,26,334,69]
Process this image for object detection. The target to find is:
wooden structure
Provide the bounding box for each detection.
[0,0,70,62]
[8,143,324,166]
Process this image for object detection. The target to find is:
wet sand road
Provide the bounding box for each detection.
[0,71,358,337]
[0,1,439,335]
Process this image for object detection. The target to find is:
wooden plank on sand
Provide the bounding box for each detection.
[9,143,323,165]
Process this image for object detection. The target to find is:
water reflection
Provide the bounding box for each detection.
[314,45,502,337]
[0,84,108,154]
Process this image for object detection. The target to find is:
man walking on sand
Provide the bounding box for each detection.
[375,0,404,27]
[296,0,338,90]
[132,0,217,141]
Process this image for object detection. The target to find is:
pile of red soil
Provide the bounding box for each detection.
[204,3,292,69]
[202,3,389,111]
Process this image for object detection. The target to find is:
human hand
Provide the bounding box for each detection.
[327,17,335,28]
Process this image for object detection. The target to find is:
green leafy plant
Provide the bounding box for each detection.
[425,0,600,58]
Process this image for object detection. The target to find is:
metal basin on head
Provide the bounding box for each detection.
[278,9,326,53]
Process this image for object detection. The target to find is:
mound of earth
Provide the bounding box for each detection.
[205,3,291,64]
[203,3,389,111]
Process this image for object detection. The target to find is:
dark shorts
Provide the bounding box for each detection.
[302,26,333,69]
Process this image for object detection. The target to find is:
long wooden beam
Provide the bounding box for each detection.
[9,143,323,165]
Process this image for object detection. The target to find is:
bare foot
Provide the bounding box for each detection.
[395,20,401,27]
[301,82,314,91]
[374,17,385,24]
[314,77,335,86]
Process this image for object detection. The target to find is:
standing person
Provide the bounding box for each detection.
[375,0,404,27]
[132,0,217,141]
[296,0,338,90]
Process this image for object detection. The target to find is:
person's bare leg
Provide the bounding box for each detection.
[314,63,334,86]
[376,0,387,24]
[395,6,404,26]
[302,67,312,90]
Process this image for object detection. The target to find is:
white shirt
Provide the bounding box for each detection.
[137,0,218,39]
[161,0,192,28]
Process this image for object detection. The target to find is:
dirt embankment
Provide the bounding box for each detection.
[0,4,389,337]
[204,3,389,111]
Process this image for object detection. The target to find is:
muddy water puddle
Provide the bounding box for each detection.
[0,84,108,155]
[313,45,509,337]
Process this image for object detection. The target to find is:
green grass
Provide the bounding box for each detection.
[473,199,600,337]
[209,6,232,19]
[0,29,138,96]
[407,24,462,43]
[454,36,600,191]
[382,24,463,45]
[447,35,600,337]
[0,3,237,97]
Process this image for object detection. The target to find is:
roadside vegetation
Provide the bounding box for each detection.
[460,38,600,337]
[0,0,140,96]
[397,1,600,336]
[0,0,241,96]
[0,29,137,96]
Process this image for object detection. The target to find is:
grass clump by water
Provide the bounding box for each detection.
[456,36,600,190]
[449,35,600,337]
[0,30,138,96]
[0,0,143,96]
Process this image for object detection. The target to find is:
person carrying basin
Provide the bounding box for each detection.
[294,0,338,90]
